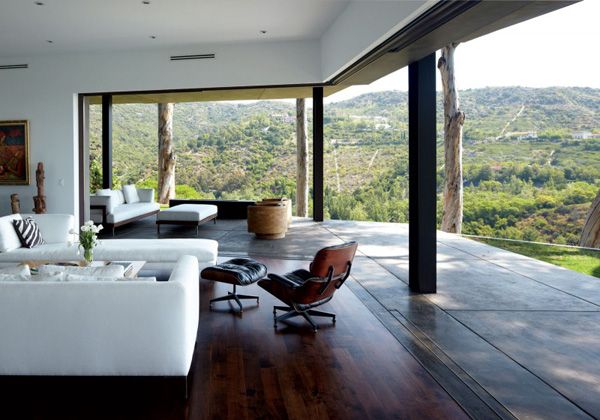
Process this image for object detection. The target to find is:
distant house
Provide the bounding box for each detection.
[572,131,593,139]
[503,131,538,140]
[375,123,392,130]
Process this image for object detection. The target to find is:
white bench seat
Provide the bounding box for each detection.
[156,204,218,235]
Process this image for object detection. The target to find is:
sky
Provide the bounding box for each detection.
[326,0,600,103]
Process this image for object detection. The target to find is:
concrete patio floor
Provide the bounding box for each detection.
[110,217,600,419]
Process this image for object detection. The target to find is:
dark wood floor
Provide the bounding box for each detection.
[0,257,467,419]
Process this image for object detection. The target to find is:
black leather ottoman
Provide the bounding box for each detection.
[201,258,267,312]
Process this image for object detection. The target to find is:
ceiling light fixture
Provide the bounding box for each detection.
[142,1,151,4]
[46,40,53,44]
[149,35,157,39]
[259,30,267,35]
[34,1,44,5]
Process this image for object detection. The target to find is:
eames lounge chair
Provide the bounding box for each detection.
[258,241,358,332]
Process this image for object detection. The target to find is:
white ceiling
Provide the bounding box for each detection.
[0,0,350,57]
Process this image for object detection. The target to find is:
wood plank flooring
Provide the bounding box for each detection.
[0,257,467,419]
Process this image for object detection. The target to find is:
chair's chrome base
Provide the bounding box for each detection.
[273,305,336,332]
[209,284,259,313]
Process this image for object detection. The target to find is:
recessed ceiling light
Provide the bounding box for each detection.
[46,40,53,44]
[149,35,157,39]
[259,30,267,35]
[142,1,151,4]
[34,1,44,5]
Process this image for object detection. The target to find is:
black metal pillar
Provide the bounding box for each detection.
[312,87,324,222]
[101,94,113,189]
[408,53,437,293]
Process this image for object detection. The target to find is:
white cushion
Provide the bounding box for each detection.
[122,185,140,204]
[0,214,23,252]
[95,189,117,213]
[117,276,156,282]
[115,190,125,205]
[0,274,30,282]
[95,239,218,264]
[26,214,75,244]
[0,243,80,262]
[31,273,64,282]
[157,204,218,222]
[0,264,30,276]
[107,202,160,224]
[0,238,218,265]
[39,264,125,278]
[64,273,118,282]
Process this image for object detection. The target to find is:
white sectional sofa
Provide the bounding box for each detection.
[0,255,199,377]
[90,186,160,235]
[0,213,218,269]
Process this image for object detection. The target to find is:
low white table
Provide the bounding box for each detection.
[156,204,218,236]
[26,260,146,278]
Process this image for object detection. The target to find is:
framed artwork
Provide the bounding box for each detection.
[0,120,30,185]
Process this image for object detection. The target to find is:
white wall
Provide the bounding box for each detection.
[0,40,321,219]
[320,0,434,80]
[0,1,436,220]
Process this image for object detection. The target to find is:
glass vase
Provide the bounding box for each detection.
[83,247,94,265]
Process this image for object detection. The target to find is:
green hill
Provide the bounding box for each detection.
[89,86,600,245]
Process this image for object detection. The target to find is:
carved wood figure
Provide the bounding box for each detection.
[32,162,46,214]
[10,193,20,214]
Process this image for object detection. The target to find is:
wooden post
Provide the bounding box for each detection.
[438,43,465,234]
[580,189,600,248]
[158,103,176,204]
[101,94,113,189]
[296,98,309,217]
[312,87,324,222]
[408,53,437,294]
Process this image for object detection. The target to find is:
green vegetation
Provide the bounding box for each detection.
[89,86,600,246]
[474,237,600,278]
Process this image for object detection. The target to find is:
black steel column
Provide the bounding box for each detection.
[312,87,324,222]
[408,53,437,293]
[101,94,113,189]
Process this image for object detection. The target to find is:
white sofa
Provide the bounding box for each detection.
[90,186,160,235]
[0,214,218,269]
[0,255,199,376]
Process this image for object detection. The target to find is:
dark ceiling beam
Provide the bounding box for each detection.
[331,0,578,87]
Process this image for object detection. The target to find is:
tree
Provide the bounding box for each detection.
[296,98,308,217]
[580,189,600,248]
[438,43,465,233]
[158,103,176,204]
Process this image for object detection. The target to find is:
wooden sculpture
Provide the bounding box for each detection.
[10,193,20,214]
[32,162,47,214]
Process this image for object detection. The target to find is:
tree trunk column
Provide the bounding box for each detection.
[438,43,465,234]
[158,103,176,205]
[580,189,600,248]
[296,98,309,217]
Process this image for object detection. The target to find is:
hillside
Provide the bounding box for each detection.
[89,86,600,245]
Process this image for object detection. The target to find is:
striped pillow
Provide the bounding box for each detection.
[12,217,45,248]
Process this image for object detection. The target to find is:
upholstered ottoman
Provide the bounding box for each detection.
[201,258,267,313]
[156,204,217,236]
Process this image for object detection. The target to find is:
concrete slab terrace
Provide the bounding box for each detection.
[110,217,600,419]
